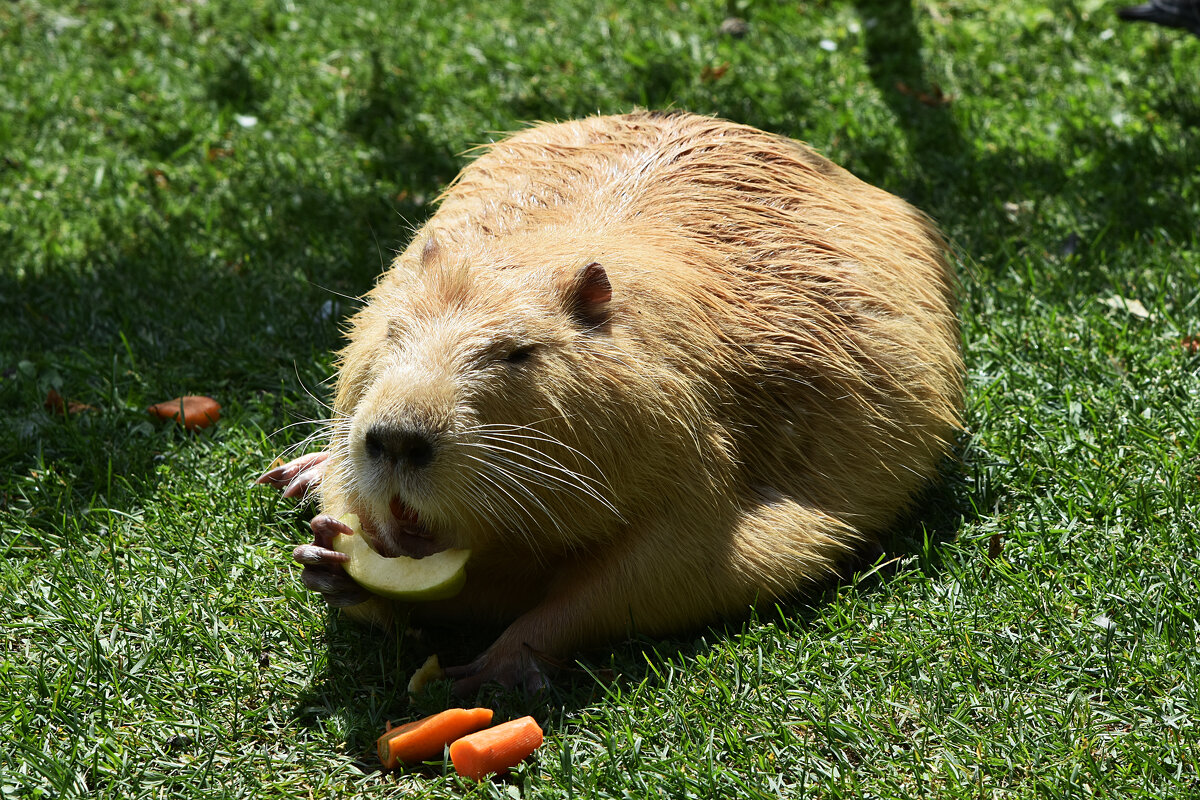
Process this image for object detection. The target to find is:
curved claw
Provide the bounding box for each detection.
[444,643,550,695]
[293,544,349,565]
[256,451,330,499]
[309,513,354,548]
[292,513,369,608]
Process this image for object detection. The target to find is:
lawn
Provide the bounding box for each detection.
[2,0,1198,797]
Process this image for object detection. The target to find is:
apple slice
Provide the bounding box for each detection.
[331,514,469,601]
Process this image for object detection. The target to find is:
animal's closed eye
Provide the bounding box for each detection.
[503,344,537,364]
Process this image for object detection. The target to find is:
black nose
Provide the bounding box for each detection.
[363,424,436,470]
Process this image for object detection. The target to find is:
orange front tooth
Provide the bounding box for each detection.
[389,495,420,524]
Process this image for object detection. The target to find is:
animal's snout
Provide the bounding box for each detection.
[363,423,437,470]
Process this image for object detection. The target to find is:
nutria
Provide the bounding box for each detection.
[260,111,963,693]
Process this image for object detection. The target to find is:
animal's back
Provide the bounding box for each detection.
[432,111,962,536]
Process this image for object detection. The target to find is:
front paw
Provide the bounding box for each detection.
[292,514,372,608]
[257,451,330,500]
[443,641,550,695]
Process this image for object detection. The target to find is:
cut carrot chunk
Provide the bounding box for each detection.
[449,716,544,781]
[147,395,221,430]
[376,708,494,769]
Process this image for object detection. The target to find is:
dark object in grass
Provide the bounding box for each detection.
[164,734,193,752]
[989,532,1004,560]
[262,112,964,694]
[44,389,95,416]
[1117,0,1200,36]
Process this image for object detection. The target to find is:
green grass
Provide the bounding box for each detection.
[3,0,1198,796]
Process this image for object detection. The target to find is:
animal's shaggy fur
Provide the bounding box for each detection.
[317,111,962,687]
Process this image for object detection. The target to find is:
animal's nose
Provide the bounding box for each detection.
[363,424,436,470]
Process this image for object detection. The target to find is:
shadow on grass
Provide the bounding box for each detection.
[286,607,565,775]
[721,0,1198,270]
[345,50,461,190]
[0,167,440,505]
[855,0,969,210]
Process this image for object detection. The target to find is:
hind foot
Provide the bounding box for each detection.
[443,642,550,695]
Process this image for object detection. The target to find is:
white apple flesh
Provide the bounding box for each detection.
[331,513,469,601]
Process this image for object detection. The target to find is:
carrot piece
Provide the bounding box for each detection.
[147,395,221,430]
[449,716,544,781]
[376,707,494,769]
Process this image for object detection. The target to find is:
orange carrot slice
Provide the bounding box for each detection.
[449,715,544,781]
[376,708,494,769]
[147,396,221,430]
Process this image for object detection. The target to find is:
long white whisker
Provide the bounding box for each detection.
[476,431,609,484]
[459,451,575,536]
[291,361,340,415]
[446,471,502,534]
[460,451,560,521]
[465,438,620,517]
[459,453,566,546]
[267,422,338,469]
[465,472,542,554]
[472,422,610,479]
[469,435,610,494]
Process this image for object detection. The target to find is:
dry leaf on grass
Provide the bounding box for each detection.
[44,389,96,415]
[1100,295,1154,320]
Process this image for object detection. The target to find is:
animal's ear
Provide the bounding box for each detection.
[564,261,612,332]
[420,231,442,268]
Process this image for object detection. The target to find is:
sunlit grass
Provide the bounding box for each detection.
[2,0,1197,796]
